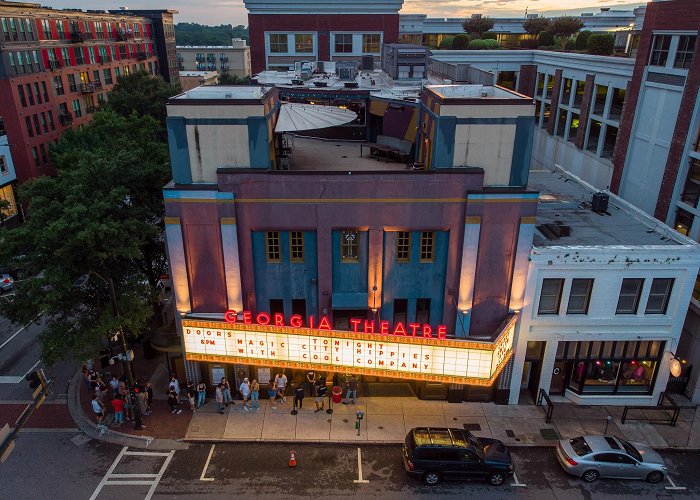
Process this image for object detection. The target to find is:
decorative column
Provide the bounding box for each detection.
[546,69,563,136]
[455,216,481,337]
[509,217,536,313]
[575,74,596,149]
[164,216,191,315]
[220,216,244,311]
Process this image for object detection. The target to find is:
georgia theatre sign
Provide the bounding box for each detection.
[183,311,516,385]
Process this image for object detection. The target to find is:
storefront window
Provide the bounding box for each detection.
[619,360,656,392]
[583,361,620,393]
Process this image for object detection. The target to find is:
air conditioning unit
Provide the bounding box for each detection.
[592,192,609,213]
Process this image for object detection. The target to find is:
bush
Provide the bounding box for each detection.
[537,31,555,47]
[587,34,615,55]
[565,38,575,50]
[438,37,454,49]
[520,38,539,49]
[575,30,592,50]
[468,39,499,50]
[452,34,470,50]
[481,32,498,40]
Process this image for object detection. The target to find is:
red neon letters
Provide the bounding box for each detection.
[224,310,447,339]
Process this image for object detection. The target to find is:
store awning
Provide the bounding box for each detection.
[275,102,357,133]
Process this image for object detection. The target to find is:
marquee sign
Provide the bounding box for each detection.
[183,313,517,386]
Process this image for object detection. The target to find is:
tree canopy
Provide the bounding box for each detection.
[550,16,585,48]
[105,70,181,128]
[523,18,551,37]
[175,23,248,46]
[452,34,470,50]
[462,17,495,37]
[218,73,252,85]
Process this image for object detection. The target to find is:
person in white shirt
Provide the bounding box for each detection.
[274,373,288,403]
[239,378,251,410]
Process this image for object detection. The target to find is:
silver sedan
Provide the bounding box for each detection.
[556,435,667,483]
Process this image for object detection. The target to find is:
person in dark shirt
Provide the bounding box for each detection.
[294,385,305,410]
[314,381,327,412]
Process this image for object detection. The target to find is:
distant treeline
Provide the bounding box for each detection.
[175,23,249,46]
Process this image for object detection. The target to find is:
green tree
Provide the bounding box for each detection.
[175,23,248,45]
[438,37,454,49]
[105,71,182,129]
[452,34,471,50]
[468,39,500,50]
[537,31,555,47]
[218,73,252,85]
[481,32,498,40]
[462,17,495,38]
[587,34,615,55]
[0,111,172,365]
[550,16,585,49]
[523,18,551,37]
[575,30,593,50]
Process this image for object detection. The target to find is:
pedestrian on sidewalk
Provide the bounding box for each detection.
[92,394,105,424]
[239,378,251,410]
[145,382,153,415]
[123,392,133,421]
[314,380,327,412]
[168,385,182,415]
[136,388,148,418]
[111,395,124,426]
[215,383,225,414]
[170,376,182,402]
[109,375,119,396]
[221,377,234,407]
[186,381,197,412]
[117,377,127,397]
[294,384,305,410]
[306,371,317,397]
[250,379,260,410]
[274,372,288,403]
[82,365,91,392]
[268,380,278,409]
[343,375,358,405]
[196,381,207,408]
[88,369,99,391]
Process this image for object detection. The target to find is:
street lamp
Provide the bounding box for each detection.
[73,271,143,430]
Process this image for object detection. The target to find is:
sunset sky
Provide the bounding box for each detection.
[40,1,645,26]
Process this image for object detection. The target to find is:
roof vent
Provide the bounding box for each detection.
[592,192,609,214]
[537,223,571,240]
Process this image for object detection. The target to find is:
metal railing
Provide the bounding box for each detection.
[621,392,680,426]
[536,388,554,423]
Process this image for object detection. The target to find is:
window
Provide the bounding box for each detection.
[17,85,26,107]
[649,34,671,67]
[294,34,313,53]
[362,34,381,53]
[416,298,430,324]
[335,33,353,53]
[41,81,49,101]
[265,231,280,262]
[396,231,410,262]
[95,22,104,39]
[32,114,41,135]
[645,278,673,314]
[39,143,47,163]
[419,231,434,262]
[40,113,48,133]
[393,298,407,325]
[53,76,64,96]
[616,278,644,314]
[269,299,284,316]
[41,19,51,39]
[269,34,288,53]
[290,231,304,262]
[61,47,70,66]
[103,68,113,85]
[0,155,7,175]
[56,20,65,39]
[567,279,593,314]
[538,278,564,314]
[47,111,55,131]
[292,299,306,323]
[674,207,693,235]
[33,82,41,104]
[72,99,82,118]
[341,230,359,262]
[67,74,77,93]
[31,146,39,167]
[25,116,33,137]
[674,35,696,69]
[26,84,34,105]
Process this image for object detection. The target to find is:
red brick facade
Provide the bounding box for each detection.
[247,14,400,74]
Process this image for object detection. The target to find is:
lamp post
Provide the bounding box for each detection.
[74,271,143,430]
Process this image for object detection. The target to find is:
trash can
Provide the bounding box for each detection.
[332,385,343,404]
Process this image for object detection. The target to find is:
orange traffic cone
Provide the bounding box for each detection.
[289,449,297,468]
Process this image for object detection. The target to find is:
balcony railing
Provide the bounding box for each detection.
[220,56,229,62]
[206,56,216,62]
[207,64,217,71]
[70,32,84,43]
[195,56,205,62]
[80,83,96,93]
[58,113,73,126]
[137,51,148,61]
[48,60,63,70]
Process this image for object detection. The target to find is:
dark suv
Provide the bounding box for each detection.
[403,427,514,486]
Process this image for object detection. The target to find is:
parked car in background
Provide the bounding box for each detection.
[556,435,667,483]
[0,274,14,292]
[403,427,514,486]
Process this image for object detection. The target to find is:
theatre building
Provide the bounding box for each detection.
[163,82,536,402]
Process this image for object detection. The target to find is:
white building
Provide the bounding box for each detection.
[509,166,700,406]
[176,39,251,77]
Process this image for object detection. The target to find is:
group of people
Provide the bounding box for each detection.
[84,365,154,426]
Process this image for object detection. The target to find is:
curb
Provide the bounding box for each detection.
[67,370,189,451]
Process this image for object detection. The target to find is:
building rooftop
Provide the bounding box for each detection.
[173,85,268,101]
[427,84,525,100]
[529,168,688,248]
[179,71,218,78]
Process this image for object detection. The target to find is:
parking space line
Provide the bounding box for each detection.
[200,444,216,482]
[0,314,42,351]
[353,447,369,484]
[665,475,686,491]
[510,472,527,487]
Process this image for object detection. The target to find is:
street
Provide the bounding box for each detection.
[1,432,699,499]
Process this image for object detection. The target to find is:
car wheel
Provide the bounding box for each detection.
[646,471,664,484]
[487,471,506,486]
[422,471,442,486]
[582,470,599,482]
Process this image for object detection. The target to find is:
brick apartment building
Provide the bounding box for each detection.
[243,0,403,74]
[0,1,178,192]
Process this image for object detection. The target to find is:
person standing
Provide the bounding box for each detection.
[274,372,288,403]
[314,381,327,412]
[170,376,181,402]
[215,383,225,414]
[111,394,124,426]
[239,378,251,411]
[196,381,207,409]
[136,389,148,418]
[109,375,119,396]
[343,375,358,405]
[168,385,182,415]
[123,392,133,421]
[91,394,105,424]
[250,379,260,410]
[186,381,197,412]
[221,377,234,407]
[294,384,305,410]
[145,382,154,415]
[306,371,317,397]
[268,380,278,409]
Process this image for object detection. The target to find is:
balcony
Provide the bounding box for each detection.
[221,64,230,71]
[195,56,205,62]
[137,51,148,61]
[196,63,206,70]
[48,60,63,70]
[178,63,185,70]
[86,106,97,114]
[207,64,217,71]
[58,113,73,126]
[70,32,84,43]
[220,56,229,62]
[80,83,96,93]
[206,56,216,62]
[116,31,132,42]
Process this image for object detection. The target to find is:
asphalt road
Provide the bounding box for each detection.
[1,433,699,500]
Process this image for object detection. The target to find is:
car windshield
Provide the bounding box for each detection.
[618,439,642,462]
[570,437,592,456]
